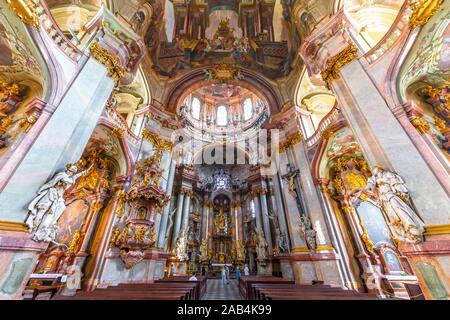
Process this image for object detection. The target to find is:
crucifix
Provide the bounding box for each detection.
[282,163,307,218]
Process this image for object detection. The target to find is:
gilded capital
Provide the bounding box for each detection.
[321,44,358,85]
[409,0,444,29]
[89,41,126,84]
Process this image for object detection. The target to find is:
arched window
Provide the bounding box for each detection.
[191,97,201,120]
[243,98,253,121]
[216,105,228,126]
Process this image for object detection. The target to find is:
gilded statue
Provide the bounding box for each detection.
[67,230,85,254]
[235,240,246,261]
[366,167,425,243]
[25,163,93,242]
[214,206,227,234]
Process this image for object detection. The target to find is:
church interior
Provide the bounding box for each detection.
[0,0,449,301]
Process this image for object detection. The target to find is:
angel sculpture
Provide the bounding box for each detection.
[26,163,93,242]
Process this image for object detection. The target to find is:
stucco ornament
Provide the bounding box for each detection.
[367,167,425,243]
[25,164,92,242]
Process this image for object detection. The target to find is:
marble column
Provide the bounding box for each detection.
[200,194,209,241]
[290,142,332,246]
[253,193,263,233]
[334,60,450,225]
[157,160,176,248]
[181,191,192,232]
[0,58,114,300]
[235,194,244,241]
[172,192,185,245]
[259,192,274,255]
[0,58,114,222]
[271,177,290,248]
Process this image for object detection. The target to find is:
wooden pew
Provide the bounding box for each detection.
[155,276,208,300]
[53,282,197,300]
[239,276,295,300]
[249,283,379,300]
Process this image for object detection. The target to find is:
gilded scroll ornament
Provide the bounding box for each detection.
[5,0,39,28]
[89,41,126,84]
[409,0,445,29]
[321,45,358,85]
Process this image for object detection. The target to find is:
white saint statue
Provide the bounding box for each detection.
[25,163,92,242]
[368,167,425,243]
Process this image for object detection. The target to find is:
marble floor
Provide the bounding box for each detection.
[202,279,243,300]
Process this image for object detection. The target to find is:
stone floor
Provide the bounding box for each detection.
[202,279,243,300]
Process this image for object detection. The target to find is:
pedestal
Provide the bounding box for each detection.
[257,259,273,276]
[168,258,188,276]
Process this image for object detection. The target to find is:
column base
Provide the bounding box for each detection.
[256,259,272,276]
[0,229,48,300]
[85,249,169,290]
[289,251,343,286]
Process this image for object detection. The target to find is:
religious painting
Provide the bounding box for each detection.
[356,201,393,247]
[55,200,89,247]
[381,249,404,274]
[327,128,361,161]
[137,206,148,220]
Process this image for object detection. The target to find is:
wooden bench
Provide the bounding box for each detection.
[239,276,295,300]
[249,283,379,300]
[53,282,197,300]
[155,276,208,300]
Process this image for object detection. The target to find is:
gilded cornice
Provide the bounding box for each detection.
[425,224,450,235]
[0,221,29,233]
[89,41,126,84]
[321,44,358,85]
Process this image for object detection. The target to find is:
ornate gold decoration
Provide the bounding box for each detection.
[89,41,126,84]
[142,128,174,163]
[115,190,127,218]
[409,0,445,29]
[205,64,243,83]
[332,156,370,197]
[316,245,335,251]
[411,117,430,134]
[112,127,125,139]
[0,221,28,232]
[434,116,448,133]
[280,132,303,153]
[424,224,450,235]
[361,225,374,254]
[67,229,85,254]
[292,247,310,253]
[321,45,358,84]
[322,128,335,141]
[5,0,39,28]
